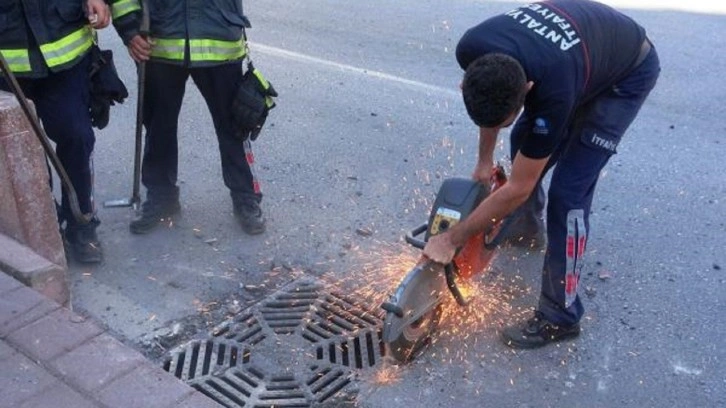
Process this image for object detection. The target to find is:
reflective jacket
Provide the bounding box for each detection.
[0,0,94,77]
[110,0,251,67]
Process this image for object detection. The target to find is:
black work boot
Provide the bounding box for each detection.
[64,217,103,264]
[501,312,580,349]
[234,199,266,235]
[129,191,181,235]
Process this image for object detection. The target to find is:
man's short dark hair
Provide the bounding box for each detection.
[462,53,527,127]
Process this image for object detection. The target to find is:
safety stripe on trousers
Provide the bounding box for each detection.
[111,0,141,19]
[243,140,261,194]
[39,26,94,69]
[565,209,586,307]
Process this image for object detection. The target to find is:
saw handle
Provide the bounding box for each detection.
[405,223,428,249]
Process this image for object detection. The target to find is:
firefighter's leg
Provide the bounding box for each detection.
[129,62,188,234]
[31,54,102,262]
[191,62,264,234]
[538,47,660,326]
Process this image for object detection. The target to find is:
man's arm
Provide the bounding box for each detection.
[107,0,142,45]
[472,127,498,184]
[423,151,548,264]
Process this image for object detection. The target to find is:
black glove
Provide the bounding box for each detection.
[88,46,128,129]
[231,63,277,141]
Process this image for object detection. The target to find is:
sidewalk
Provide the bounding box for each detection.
[0,271,222,408]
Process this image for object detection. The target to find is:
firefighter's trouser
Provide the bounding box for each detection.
[1,54,96,226]
[140,60,260,203]
[509,44,661,326]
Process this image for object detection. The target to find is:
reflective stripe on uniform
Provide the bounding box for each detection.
[564,209,586,307]
[188,38,245,62]
[151,38,246,63]
[111,0,141,19]
[39,26,93,68]
[0,49,32,73]
[150,38,186,60]
[252,68,275,108]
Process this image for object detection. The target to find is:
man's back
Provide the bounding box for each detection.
[456,0,646,102]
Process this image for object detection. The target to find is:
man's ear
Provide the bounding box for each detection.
[525,81,534,92]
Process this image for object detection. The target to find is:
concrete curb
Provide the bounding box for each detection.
[0,233,68,306]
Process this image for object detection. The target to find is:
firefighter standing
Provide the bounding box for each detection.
[0,0,111,263]
[109,0,266,235]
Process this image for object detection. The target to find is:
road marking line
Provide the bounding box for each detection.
[249,42,460,98]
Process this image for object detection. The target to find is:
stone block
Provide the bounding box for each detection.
[51,333,145,392]
[0,234,68,306]
[6,308,103,361]
[97,364,194,408]
[0,91,65,269]
[0,270,22,294]
[17,382,98,408]
[0,287,60,338]
[0,345,58,407]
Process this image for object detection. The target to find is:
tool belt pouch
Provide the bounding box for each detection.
[232,62,278,141]
[88,45,128,129]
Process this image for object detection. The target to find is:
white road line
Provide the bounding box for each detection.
[249,42,461,98]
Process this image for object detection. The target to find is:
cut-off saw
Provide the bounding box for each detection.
[381,166,509,363]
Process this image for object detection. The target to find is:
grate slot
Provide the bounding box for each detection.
[231,369,261,388]
[322,295,377,328]
[301,325,330,342]
[353,337,363,369]
[187,342,200,380]
[365,331,376,367]
[327,293,382,324]
[315,308,357,332]
[317,376,351,403]
[216,343,227,367]
[308,368,348,396]
[193,383,242,408]
[310,317,343,337]
[200,377,249,407]
[174,351,186,378]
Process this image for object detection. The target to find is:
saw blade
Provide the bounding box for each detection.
[382,260,447,344]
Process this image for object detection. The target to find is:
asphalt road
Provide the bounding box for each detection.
[71,1,725,407]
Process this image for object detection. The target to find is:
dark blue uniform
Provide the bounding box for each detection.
[0,0,97,226]
[111,0,261,207]
[456,0,660,325]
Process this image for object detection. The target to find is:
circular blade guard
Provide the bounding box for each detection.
[382,261,447,362]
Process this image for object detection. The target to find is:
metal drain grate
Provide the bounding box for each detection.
[163,278,385,407]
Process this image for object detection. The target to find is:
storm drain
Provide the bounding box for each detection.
[163,279,386,407]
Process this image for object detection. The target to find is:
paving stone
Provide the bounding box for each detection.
[0,346,58,408]
[6,308,103,361]
[0,272,22,294]
[51,333,145,392]
[0,287,59,338]
[97,364,194,408]
[175,391,226,408]
[0,287,43,327]
[0,340,15,359]
[17,381,98,408]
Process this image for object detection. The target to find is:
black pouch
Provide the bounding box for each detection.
[232,62,278,141]
[88,45,128,129]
